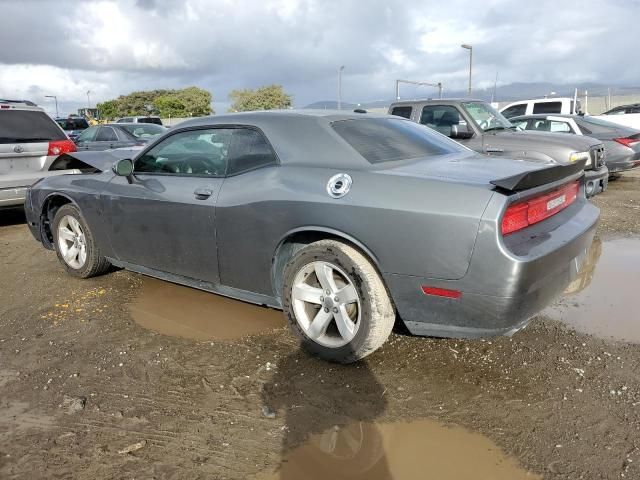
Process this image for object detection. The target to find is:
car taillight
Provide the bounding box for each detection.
[47,139,77,156]
[501,181,580,236]
[614,137,640,148]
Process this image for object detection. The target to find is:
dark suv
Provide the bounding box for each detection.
[55,116,90,141]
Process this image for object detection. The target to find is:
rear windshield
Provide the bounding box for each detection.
[56,118,89,130]
[332,118,464,164]
[137,117,163,125]
[0,110,66,143]
[120,124,166,138]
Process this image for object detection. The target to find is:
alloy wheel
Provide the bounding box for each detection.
[57,215,87,269]
[291,261,361,348]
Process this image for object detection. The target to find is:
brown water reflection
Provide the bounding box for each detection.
[546,236,640,342]
[256,418,539,480]
[129,277,285,341]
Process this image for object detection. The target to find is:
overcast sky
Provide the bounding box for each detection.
[1,0,638,115]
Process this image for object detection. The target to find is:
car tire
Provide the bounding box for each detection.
[282,239,395,363]
[52,204,111,279]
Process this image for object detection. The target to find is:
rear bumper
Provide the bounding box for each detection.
[0,186,27,207]
[606,152,640,173]
[385,195,599,338]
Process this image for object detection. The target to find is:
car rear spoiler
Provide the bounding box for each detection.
[49,150,137,173]
[490,160,586,192]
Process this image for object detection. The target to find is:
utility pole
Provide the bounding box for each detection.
[338,65,345,110]
[491,72,498,103]
[461,44,473,96]
[44,95,58,117]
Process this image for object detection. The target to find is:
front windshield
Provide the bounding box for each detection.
[120,124,166,138]
[462,102,513,132]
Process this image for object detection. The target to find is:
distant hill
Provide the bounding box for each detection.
[304,82,640,110]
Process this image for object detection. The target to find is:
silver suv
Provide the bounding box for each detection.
[115,116,163,126]
[0,99,77,208]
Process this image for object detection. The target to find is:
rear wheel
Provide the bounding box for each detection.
[52,204,111,278]
[282,240,395,363]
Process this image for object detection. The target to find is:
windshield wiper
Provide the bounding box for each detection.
[483,126,507,132]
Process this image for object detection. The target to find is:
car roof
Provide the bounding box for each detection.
[389,98,484,107]
[510,113,576,120]
[177,109,390,127]
[608,103,640,109]
[172,109,406,169]
[0,99,44,112]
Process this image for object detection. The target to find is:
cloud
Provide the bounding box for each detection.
[0,0,637,115]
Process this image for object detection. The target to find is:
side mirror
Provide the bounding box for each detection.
[112,158,134,177]
[449,124,474,139]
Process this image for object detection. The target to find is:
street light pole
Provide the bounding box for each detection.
[44,95,58,117]
[338,65,345,110]
[461,44,473,96]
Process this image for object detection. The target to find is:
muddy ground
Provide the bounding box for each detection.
[1,171,640,479]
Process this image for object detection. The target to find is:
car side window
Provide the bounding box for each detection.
[77,126,98,142]
[390,106,412,119]
[510,119,529,130]
[134,128,230,177]
[226,128,277,175]
[420,105,462,135]
[115,128,132,141]
[549,121,572,133]
[501,104,526,118]
[95,127,118,142]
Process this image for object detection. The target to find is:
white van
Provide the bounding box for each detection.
[500,98,580,119]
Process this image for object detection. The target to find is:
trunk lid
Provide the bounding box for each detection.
[375,151,583,192]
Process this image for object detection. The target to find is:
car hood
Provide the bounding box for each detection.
[376,151,584,191]
[488,128,600,150]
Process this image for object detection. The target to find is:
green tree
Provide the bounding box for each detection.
[96,87,213,120]
[96,99,119,120]
[228,84,292,112]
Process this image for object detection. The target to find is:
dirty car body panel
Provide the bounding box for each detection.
[25,111,599,338]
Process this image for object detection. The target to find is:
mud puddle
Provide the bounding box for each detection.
[256,419,540,480]
[129,277,285,341]
[546,236,640,342]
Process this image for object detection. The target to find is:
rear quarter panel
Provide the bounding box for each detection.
[215,165,495,296]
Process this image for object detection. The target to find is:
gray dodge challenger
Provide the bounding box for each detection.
[25,110,599,363]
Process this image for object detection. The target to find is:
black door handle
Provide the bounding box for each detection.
[194,188,213,200]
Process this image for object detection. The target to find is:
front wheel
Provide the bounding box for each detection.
[52,204,111,278]
[282,240,395,363]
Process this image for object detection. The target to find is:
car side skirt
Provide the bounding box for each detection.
[107,258,282,310]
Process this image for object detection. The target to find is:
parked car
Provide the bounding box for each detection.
[75,123,167,151]
[55,116,89,141]
[25,110,598,362]
[388,99,608,196]
[510,114,640,174]
[115,116,163,126]
[594,103,640,130]
[500,97,580,119]
[0,99,77,208]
